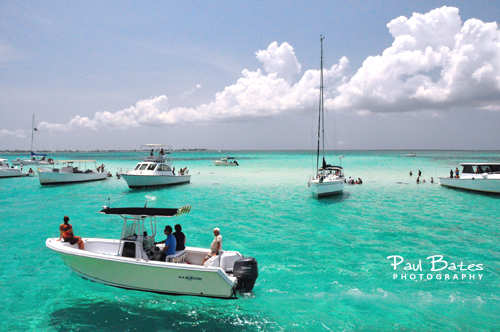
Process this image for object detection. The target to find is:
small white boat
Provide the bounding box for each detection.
[439,163,500,194]
[11,115,54,166]
[119,144,190,189]
[38,160,108,185]
[212,157,239,166]
[0,159,28,178]
[405,153,417,157]
[308,36,344,197]
[46,206,258,298]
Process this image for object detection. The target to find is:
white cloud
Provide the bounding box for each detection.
[255,41,302,82]
[39,42,348,131]
[180,84,202,100]
[334,6,500,113]
[34,7,500,133]
[0,129,26,138]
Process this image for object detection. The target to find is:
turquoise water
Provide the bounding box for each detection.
[0,150,499,331]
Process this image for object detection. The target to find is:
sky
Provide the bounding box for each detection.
[1,1,500,151]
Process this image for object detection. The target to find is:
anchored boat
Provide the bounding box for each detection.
[0,159,28,178]
[308,36,344,197]
[38,160,108,185]
[119,144,191,189]
[46,206,258,298]
[439,163,500,194]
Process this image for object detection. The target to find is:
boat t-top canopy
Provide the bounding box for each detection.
[100,206,191,217]
[140,144,172,150]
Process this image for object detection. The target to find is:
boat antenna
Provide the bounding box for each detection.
[31,114,35,152]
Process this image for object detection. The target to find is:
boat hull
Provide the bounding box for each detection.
[0,170,28,178]
[46,239,236,298]
[309,179,344,197]
[439,177,500,194]
[11,159,52,166]
[213,161,238,166]
[120,174,191,188]
[38,170,108,185]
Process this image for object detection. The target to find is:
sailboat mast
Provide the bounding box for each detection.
[320,36,325,165]
[316,35,325,172]
[31,114,35,152]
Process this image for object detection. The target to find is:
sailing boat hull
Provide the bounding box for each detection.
[11,158,52,166]
[309,179,344,197]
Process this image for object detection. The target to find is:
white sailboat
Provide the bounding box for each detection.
[11,115,54,166]
[308,36,344,197]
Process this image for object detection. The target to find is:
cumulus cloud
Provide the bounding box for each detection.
[39,42,348,131]
[180,84,202,100]
[334,6,500,113]
[35,7,500,133]
[0,129,26,138]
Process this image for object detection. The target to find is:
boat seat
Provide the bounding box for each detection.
[166,250,186,263]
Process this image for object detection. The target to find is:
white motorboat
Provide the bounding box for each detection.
[46,206,259,298]
[0,159,28,178]
[308,36,344,197]
[405,153,417,157]
[38,160,108,185]
[212,157,239,166]
[11,115,54,166]
[119,144,190,189]
[439,163,500,194]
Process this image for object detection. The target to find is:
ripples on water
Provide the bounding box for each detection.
[0,150,499,331]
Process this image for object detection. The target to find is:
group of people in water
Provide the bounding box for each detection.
[410,169,434,183]
[58,216,222,265]
[346,177,362,184]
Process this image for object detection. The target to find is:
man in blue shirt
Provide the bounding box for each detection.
[155,225,177,262]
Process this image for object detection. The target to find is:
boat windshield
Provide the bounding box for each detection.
[147,164,157,171]
[463,164,500,174]
[158,164,171,171]
[139,164,148,171]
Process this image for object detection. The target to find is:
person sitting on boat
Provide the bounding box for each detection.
[28,168,34,174]
[173,224,186,251]
[202,228,222,265]
[58,216,84,250]
[41,156,46,161]
[155,225,176,262]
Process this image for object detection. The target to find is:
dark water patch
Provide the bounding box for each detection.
[49,300,275,332]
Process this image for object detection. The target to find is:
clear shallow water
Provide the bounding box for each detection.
[0,150,499,331]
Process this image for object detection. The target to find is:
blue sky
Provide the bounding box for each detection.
[1,1,500,151]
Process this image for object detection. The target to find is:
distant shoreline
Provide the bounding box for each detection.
[1,149,499,153]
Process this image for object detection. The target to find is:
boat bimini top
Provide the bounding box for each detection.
[99,206,191,217]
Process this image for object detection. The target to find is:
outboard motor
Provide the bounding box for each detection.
[233,257,258,292]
